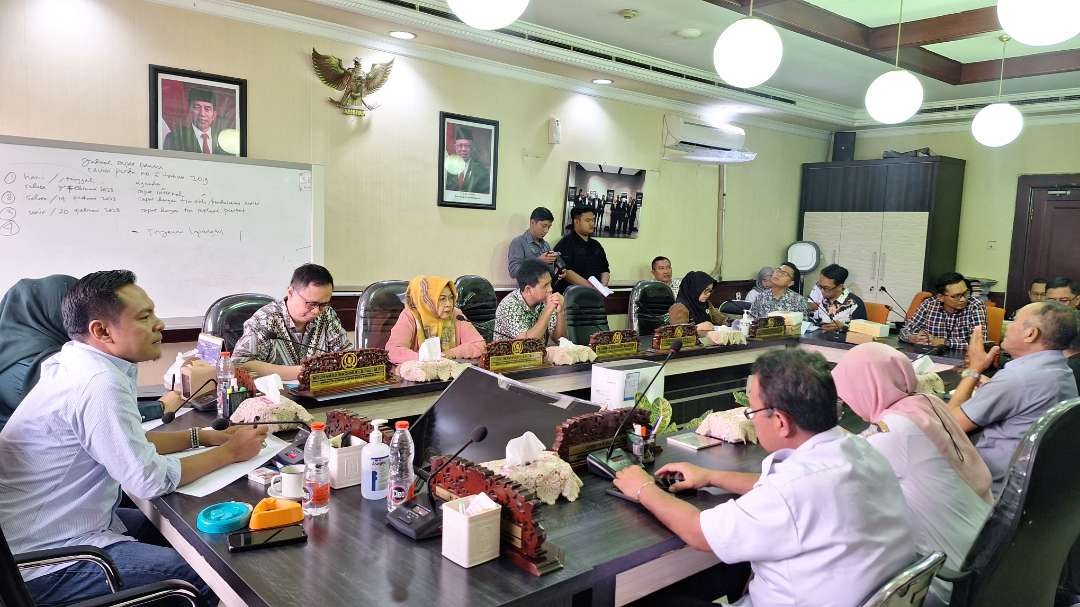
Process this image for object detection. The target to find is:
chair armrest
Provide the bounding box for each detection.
[936,565,972,582]
[72,579,204,607]
[15,545,122,592]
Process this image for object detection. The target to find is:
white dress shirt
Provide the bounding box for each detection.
[0,342,181,580]
[699,426,915,607]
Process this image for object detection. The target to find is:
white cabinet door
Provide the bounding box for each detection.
[878,212,929,313]
[837,212,884,301]
[802,212,842,291]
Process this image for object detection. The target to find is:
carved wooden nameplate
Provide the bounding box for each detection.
[429,456,563,576]
[749,316,786,339]
[552,408,656,471]
[324,409,393,444]
[295,349,393,395]
[481,338,545,373]
[650,324,699,352]
[589,329,640,360]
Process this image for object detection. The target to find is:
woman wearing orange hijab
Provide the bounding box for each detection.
[386,276,486,364]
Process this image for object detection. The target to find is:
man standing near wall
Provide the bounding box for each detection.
[554,207,610,293]
[507,207,558,280]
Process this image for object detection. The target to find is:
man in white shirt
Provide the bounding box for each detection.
[0,270,265,605]
[614,348,915,606]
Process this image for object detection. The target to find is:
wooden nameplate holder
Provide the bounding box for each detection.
[589,329,640,360]
[481,338,546,373]
[552,408,655,471]
[748,316,786,339]
[324,409,393,444]
[293,349,395,396]
[650,324,699,352]
[429,456,563,576]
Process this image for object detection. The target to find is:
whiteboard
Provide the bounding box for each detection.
[0,136,322,322]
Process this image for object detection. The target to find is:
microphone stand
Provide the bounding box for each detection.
[586,342,682,479]
[876,287,912,323]
[161,378,218,424]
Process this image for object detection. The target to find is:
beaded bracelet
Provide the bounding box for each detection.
[190,427,201,450]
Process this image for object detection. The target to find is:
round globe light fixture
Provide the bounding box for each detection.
[865,69,924,124]
[712,18,784,88]
[997,0,1080,46]
[447,0,530,31]
[971,103,1024,147]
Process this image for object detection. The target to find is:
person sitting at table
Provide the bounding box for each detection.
[1028,277,1048,305]
[748,262,809,318]
[833,342,992,606]
[899,272,986,350]
[744,266,772,305]
[0,270,266,607]
[667,271,717,333]
[650,256,681,298]
[494,258,566,344]
[386,275,486,364]
[1045,276,1080,309]
[947,301,1077,495]
[614,348,914,607]
[0,274,76,429]
[232,263,352,380]
[810,264,867,331]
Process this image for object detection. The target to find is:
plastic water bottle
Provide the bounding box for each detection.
[215,351,235,419]
[361,420,390,501]
[302,422,331,516]
[387,421,415,512]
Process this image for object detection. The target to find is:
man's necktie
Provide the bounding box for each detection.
[457,170,465,189]
[201,134,211,154]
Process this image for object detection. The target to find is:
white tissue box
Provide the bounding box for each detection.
[849,319,889,338]
[329,441,366,489]
[441,495,502,568]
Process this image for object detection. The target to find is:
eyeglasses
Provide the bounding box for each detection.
[816,282,840,293]
[1048,296,1077,304]
[743,406,774,420]
[293,292,332,312]
[773,268,794,279]
[943,290,969,301]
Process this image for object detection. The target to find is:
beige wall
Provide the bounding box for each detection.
[855,120,1080,287]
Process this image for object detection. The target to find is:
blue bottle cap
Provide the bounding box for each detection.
[196,501,253,534]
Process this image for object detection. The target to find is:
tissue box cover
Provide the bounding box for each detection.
[696,408,758,444]
[441,495,502,568]
[479,452,583,505]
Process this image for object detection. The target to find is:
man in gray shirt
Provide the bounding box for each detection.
[507,207,557,280]
[949,301,1078,495]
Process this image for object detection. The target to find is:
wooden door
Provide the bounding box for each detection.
[878,213,929,312]
[1007,176,1080,314]
[802,212,842,290]
[837,212,884,300]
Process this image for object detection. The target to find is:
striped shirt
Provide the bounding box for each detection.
[900,297,987,350]
[232,299,351,366]
[0,342,182,580]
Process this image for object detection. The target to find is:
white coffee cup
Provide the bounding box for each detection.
[269,465,305,499]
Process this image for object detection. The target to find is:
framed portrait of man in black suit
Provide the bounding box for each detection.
[438,112,498,210]
[149,65,247,157]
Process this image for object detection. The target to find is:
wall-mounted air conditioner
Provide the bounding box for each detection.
[662,115,756,164]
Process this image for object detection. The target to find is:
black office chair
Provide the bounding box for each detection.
[859,552,945,607]
[563,285,609,345]
[201,293,275,352]
[628,280,674,336]
[355,280,407,349]
[940,397,1080,607]
[454,275,497,342]
[1,524,203,607]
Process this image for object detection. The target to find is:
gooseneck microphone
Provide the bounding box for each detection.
[210,415,312,433]
[876,286,912,322]
[587,340,683,479]
[161,378,218,424]
[387,425,488,540]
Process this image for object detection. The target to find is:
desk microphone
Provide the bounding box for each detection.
[387,425,488,540]
[877,287,913,322]
[161,378,218,424]
[586,340,683,479]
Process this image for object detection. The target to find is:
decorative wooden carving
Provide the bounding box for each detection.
[749,316,786,339]
[589,329,640,360]
[295,349,391,394]
[324,409,392,444]
[429,456,563,576]
[481,338,545,373]
[552,408,653,471]
[650,324,699,351]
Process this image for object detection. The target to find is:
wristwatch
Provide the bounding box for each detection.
[960,369,981,380]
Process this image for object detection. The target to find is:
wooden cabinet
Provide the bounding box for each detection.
[798,156,964,310]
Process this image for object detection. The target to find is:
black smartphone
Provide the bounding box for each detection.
[227,524,307,553]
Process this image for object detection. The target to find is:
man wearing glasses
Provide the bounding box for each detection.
[1044,276,1079,309]
[232,264,351,380]
[748,262,809,319]
[809,264,867,331]
[900,272,987,350]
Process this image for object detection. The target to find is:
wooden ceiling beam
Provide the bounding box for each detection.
[960,48,1080,84]
[703,0,962,83]
[868,7,1001,51]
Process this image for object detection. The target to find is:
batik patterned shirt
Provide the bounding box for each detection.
[494,289,558,344]
[231,299,351,366]
[749,289,810,318]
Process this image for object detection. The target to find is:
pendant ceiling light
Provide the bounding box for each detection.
[997,0,1080,47]
[864,0,923,124]
[712,0,784,89]
[971,36,1024,147]
[447,0,530,31]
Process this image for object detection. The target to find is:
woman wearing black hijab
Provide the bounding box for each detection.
[668,271,717,332]
[0,275,77,427]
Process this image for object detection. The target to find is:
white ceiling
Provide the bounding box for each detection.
[517,0,1080,107]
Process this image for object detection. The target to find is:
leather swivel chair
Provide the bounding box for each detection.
[563,285,609,345]
[201,293,275,352]
[454,275,497,342]
[355,280,407,349]
[628,281,674,336]
[859,552,945,607]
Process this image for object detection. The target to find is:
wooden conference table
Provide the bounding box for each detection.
[137,336,965,607]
